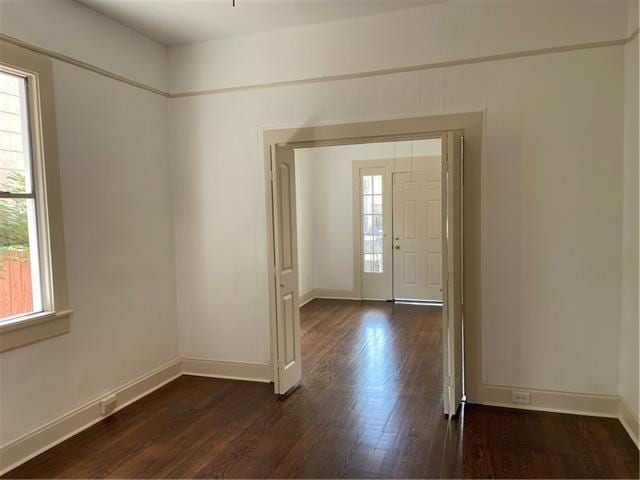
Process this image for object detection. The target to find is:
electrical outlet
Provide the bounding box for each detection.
[511,391,531,404]
[99,394,117,416]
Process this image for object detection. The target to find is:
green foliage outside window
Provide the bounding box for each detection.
[0,171,29,274]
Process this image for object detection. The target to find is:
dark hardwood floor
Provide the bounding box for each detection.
[5,299,639,478]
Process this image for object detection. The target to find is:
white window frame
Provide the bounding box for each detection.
[0,42,71,352]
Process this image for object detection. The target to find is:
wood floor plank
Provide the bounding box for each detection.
[4,299,638,478]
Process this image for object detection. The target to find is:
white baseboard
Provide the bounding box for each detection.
[479,383,639,448]
[300,288,362,304]
[0,358,182,476]
[619,396,640,448]
[0,356,271,475]
[182,357,272,383]
[299,290,315,307]
[314,288,361,300]
[479,383,621,418]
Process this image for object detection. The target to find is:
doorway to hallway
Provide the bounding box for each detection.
[264,115,471,418]
[348,139,443,303]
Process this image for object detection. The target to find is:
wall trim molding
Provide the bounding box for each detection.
[300,288,362,305]
[619,396,640,448]
[479,383,639,447]
[1,29,637,99]
[0,33,169,97]
[479,383,621,418]
[299,290,315,307]
[182,358,272,383]
[169,29,639,98]
[0,358,182,476]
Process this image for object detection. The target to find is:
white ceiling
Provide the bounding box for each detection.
[77,0,442,46]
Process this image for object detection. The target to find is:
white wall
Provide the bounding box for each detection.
[294,154,314,297]
[619,0,639,419]
[168,0,629,394]
[295,140,441,296]
[0,1,178,446]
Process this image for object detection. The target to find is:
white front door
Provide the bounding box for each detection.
[272,145,302,394]
[392,170,442,301]
[359,167,393,300]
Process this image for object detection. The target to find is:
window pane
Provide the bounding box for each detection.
[363,253,374,273]
[373,175,382,195]
[373,214,383,233]
[362,174,384,274]
[363,195,373,214]
[363,215,373,234]
[0,71,32,194]
[362,175,372,195]
[363,234,374,254]
[373,254,383,273]
[374,235,383,254]
[0,198,41,319]
[373,195,382,214]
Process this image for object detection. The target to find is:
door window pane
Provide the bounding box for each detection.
[363,195,373,214]
[373,175,382,195]
[363,215,373,234]
[373,214,383,233]
[373,254,383,273]
[362,174,383,273]
[362,175,373,195]
[374,235,383,254]
[373,196,382,214]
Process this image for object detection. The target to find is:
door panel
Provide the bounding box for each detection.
[272,145,302,394]
[427,201,441,239]
[427,253,441,286]
[282,292,296,365]
[443,132,464,416]
[392,170,442,301]
[404,253,417,284]
[279,163,293,271]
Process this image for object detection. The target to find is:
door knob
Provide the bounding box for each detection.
[280,282,285,287]
[394,244,401,250]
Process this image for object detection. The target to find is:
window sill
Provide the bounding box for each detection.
[0,309,72,352]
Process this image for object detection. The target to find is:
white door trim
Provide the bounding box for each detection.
[262,112,482,403]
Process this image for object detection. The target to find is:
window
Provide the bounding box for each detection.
[362,174,383,273]
[0,43,70,352]
[0,70,43,321]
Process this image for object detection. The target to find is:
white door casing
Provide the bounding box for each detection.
[272,145,302,394]
[442,132,464,415]
[392,170,442,301]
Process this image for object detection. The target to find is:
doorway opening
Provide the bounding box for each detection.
[264,114,479,417]
[295,138,443,304]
